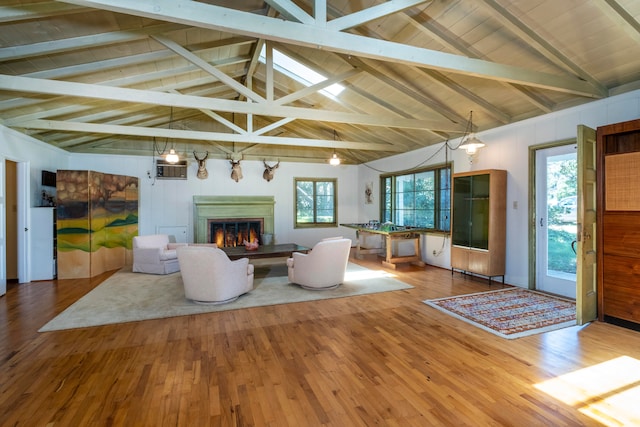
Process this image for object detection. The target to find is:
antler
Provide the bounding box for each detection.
[193,151,208,161]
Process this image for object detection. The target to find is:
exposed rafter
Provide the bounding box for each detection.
[17,119,402,152]
[0,74,461,132]
[60,0,605,97]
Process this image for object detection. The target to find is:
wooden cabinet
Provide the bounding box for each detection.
[596,118,640,328]
[451,169,507,282]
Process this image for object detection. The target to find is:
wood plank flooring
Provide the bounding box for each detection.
[1,254,639,426]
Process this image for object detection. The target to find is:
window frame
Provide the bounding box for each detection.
[380,163,451,232]
[294,177,338,228]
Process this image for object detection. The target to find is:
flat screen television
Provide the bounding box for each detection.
[42,170,56,187]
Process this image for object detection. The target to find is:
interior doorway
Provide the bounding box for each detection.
[534,143,577,299]
[5,160,18,283]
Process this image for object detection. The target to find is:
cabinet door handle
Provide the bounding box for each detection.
[539,218,544,227]
[24,227,28,231]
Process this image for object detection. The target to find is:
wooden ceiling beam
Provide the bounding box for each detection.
[60,0,604,97]
[17,119,403,152]
[478,0,605,95]
[0,74,460,132]
[327,0,431,31]
[0,22,185,61]
[0,1,89,23]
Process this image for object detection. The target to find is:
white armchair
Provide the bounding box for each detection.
[177,246,254,304]
[132,234,182,274]
[287,237,352,290]
[132,234,218,274]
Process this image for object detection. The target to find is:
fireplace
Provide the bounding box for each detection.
[194,196,275,244]
[208,218,263,247]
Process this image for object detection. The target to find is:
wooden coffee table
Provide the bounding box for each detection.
[221,243,310,260]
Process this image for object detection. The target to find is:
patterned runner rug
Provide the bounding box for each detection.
[424,288,576,339]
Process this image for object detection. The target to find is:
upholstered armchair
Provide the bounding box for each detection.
[177,246,254,304]
[132,234,183,274]
[287,237,352,290]
[132,234,218,274]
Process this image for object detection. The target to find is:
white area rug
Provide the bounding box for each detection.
[40,262,412,331]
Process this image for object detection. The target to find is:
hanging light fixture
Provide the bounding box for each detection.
[329,152,341,166]
[329,130,341,165]
[458,111,485,161]
[164,107,179,164]
[459,134,485,155]
[165,147,179,164]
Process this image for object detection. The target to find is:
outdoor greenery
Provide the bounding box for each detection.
[381,165,450,231]
[295,179,336,227]
[548,228,577,274]
[547,155,577,274]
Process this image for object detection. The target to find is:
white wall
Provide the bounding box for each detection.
[68,154,360,249]
[1,126,70,207]
[358,89,640,286]
[4,88,640,285]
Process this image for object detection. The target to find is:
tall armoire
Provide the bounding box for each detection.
[597,119,640,329]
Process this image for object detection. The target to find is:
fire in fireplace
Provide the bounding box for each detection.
[208,218,263,247]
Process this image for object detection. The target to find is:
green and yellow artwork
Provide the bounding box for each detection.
[56,170,138,279]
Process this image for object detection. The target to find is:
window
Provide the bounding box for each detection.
[295,178,337,228]
[259,45,344,98]
[381,164,451,232]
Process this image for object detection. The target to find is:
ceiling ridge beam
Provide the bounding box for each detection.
[59,0,605,97]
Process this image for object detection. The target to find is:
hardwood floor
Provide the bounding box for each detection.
[1,254,639,426]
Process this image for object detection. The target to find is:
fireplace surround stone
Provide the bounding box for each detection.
[193,196,275,244]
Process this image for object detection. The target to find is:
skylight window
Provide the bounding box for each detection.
[259,45,345,98]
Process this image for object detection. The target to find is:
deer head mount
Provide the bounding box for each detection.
[263,160,280,182]
[193,151,209,180]
[230,160,243,182]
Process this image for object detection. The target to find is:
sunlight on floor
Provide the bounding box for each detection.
[535,356,640,426]
[345,269,397,281]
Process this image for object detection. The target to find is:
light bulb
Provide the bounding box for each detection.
[165,148,179,164]
[329,153,340,166]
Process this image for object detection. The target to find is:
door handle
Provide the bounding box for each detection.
[539,218,544,227]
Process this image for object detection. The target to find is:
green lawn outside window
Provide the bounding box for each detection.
[381,164,451,232]
[295,178,337,228]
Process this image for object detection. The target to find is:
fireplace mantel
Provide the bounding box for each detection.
[193,196,275,243]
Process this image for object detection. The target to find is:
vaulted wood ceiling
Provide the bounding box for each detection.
[1,0,639,164]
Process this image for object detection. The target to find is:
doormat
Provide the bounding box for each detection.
[424,288,576,339]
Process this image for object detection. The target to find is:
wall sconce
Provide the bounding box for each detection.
[458,111,485,162]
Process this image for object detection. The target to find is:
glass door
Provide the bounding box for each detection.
[535,144,577,298]
[452,174,490,250]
